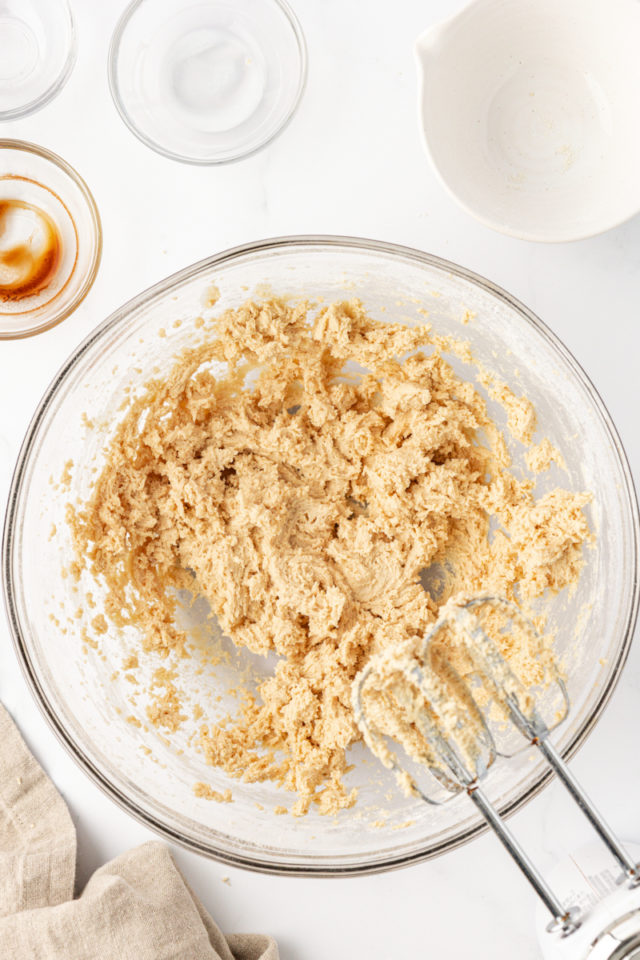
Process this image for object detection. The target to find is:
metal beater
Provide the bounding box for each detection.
[352,597,640,941]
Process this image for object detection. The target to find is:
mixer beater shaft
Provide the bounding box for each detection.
[353,598,640,937]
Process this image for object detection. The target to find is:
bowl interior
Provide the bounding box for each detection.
[4,238,638,873]
[109,0,306,164]
[0,0,75,120]
[417,0,640,240]
[0,141,102,339]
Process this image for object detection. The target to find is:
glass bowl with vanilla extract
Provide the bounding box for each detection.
[0,141,102,339]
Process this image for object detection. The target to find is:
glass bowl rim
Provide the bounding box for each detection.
[0,0,77,122]
[0,138,103,340]
[3,234,639,875]
[107,0,308,166]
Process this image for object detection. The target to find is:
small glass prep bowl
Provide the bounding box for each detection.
[0,0,76,121]
[3,237,638,875]
[108,0,307,164]
[0,140,102,340]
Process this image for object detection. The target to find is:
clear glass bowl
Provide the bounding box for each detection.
[0,140,102,339]
[108,0,307,164]
[3,237,638,874]
[0,0,76,121]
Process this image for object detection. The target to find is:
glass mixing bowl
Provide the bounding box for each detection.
[3,237,638,875]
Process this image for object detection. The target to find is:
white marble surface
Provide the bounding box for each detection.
[1,1,640,957]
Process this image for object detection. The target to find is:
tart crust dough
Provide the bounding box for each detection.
[70,298,590,816]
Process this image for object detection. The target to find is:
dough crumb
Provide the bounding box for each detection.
[194,783,233,803]
[482,374,537,444]
[92,614,108,635]
[60,459,74,489]
[204,283,220,308]
[525,437,566,473]
[143,669,184,730]
[80,627,97,650]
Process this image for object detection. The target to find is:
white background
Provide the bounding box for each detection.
[1,1,640,957]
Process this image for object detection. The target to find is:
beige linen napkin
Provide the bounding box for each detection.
[0,704,278,959]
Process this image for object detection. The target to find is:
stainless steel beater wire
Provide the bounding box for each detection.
[457,598,639,881]
[536,736,639,881]
[467,783,573,926]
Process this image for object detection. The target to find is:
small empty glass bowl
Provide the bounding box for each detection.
[108,0,307,164]
[0,141,102,339]
[0,0,76,121]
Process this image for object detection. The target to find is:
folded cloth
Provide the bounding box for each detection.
[0,704,278,959]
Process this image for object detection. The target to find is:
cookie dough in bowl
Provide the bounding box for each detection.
[4,237,638,874]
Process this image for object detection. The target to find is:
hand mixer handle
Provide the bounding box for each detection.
[536,735,640,885]
[468,734,640,937]
[466,782,581,936]
[456,598,640,912]
[355,598,640,939]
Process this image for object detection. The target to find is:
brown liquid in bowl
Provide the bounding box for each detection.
[0,197,62,302]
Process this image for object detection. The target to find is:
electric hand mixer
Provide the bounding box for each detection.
[352,598,640,958]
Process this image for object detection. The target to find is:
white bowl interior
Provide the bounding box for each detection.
[417,0,640,241]
[5,240,637,872]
